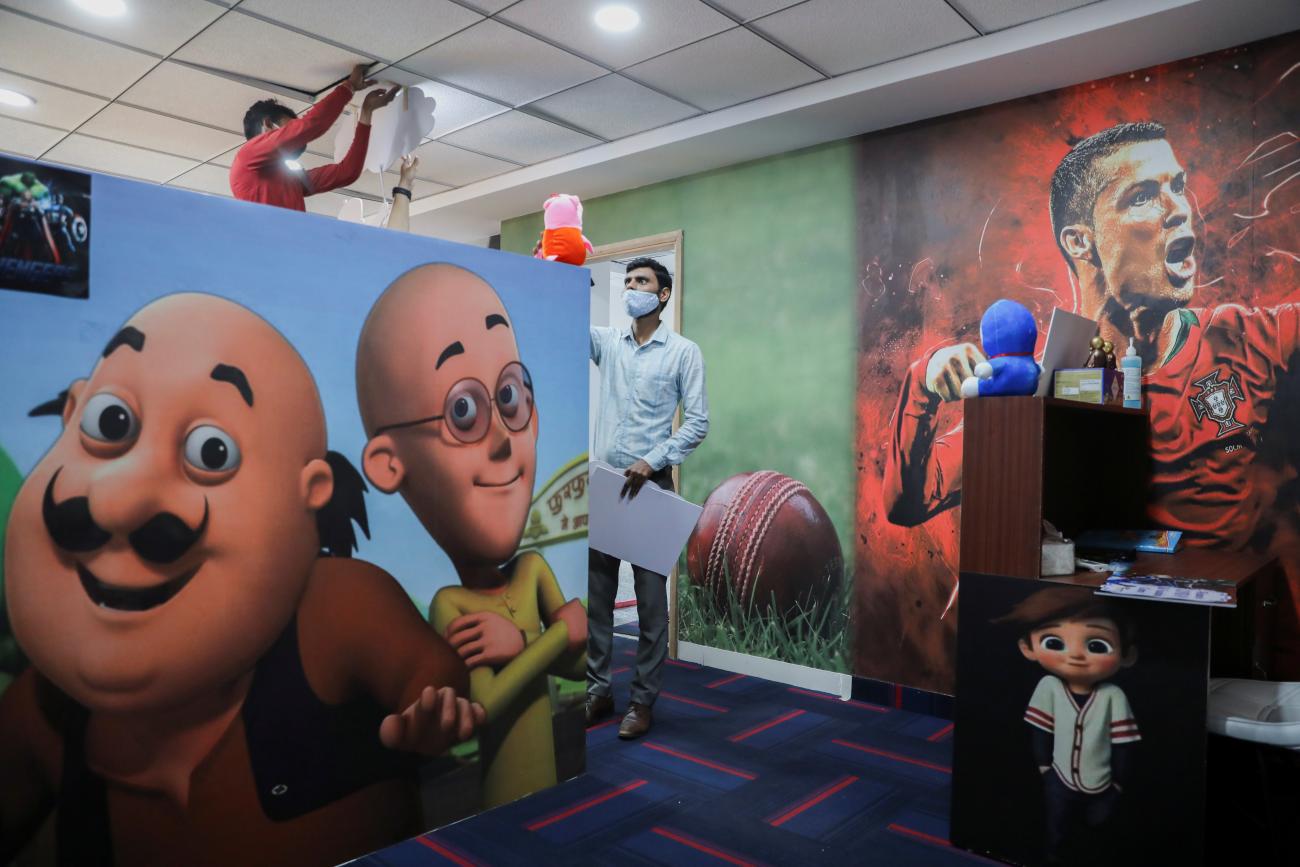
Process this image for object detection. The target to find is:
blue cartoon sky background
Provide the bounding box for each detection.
[0,163,590,605]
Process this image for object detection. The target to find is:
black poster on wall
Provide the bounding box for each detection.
[0,154,91,299]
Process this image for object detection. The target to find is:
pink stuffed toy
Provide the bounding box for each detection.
[535,194,593,266]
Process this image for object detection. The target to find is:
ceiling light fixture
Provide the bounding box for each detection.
[0,88,36,108]
[594,4,639,33]
[73,0,128,17]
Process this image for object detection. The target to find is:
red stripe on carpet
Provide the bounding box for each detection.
[665,658,702,669]
[651,826,761,866]
[526,779,648,831]
[614,599,637,609]
[887,823,951,847]
[729,709,805,743]
[587,716,620,732]
[786,687,889,713]
[768,775,858,827]
[643,742,757,780]
[831,739,952,773]
[660,691,729,712]
[414,834,479,867]
[706,673,746,688]
[612,666,631,675]
[927,722,955,742]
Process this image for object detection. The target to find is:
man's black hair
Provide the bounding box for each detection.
[625,257,672,292]
[243,99,297,141]
[316,450,370,557]
[1049,121,1168,272]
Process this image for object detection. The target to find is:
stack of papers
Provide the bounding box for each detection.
[1097,574,1236,608]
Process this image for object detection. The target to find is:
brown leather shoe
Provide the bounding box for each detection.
[586,694,614,727]
[618,701,653,740]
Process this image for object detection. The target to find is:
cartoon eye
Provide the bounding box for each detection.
[1086,638,1114,655]
[80,393,139,443]
[1040,635,1067,652]
[184,425,241,473]
[497,382,521,418]
[449,394,479,432]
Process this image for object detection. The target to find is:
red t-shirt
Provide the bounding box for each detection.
[229,84,370,211]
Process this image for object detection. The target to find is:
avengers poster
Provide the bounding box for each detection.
[0,156,91,299]
[854,32,1300,694]
[0,157,590,865]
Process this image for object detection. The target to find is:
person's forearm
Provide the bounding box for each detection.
[242,84,352,170]
[385,188,411,231]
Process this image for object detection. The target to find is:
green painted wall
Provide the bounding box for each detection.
[502,140,858,555]
[504,141,859,669]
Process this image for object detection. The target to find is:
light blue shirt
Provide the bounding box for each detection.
[591,322,709,471]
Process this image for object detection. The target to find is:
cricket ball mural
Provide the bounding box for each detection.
[686,471,843,618]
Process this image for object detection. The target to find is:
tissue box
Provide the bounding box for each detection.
[1041,537,1076,577]
[1054,368,1124,405]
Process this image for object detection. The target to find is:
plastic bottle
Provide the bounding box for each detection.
[1121,338,1142,408]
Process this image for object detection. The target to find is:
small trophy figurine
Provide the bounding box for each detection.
[1102,339,1117,370]
[1084,335,1107,368]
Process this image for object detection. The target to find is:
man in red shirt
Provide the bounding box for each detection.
[885,122,1300,673]
[230,63,397,211]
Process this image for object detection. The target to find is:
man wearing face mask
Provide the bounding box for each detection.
[587,257,709,739]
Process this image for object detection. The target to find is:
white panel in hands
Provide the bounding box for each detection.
[588,462,702,577]
[335,86,437,174]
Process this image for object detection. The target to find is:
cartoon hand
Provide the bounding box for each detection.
[551,598,587,652]
[925,343,988,402]
[447,611,526,669]
[621,459,654,500]
[379,686,485,755]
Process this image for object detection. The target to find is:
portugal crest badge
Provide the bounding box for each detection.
[1188,369,1245,437]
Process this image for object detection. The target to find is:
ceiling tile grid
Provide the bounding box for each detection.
[749,0,978,77]
[622,26,822,112]
[0,70,107,130]
[239,0,483,63]
[529,74,699,141]
[0,8,158,98]
[0,0,222,55]
[398,19,606,107]
[408,139,518,187]
[167,162,235,197]
[119,61,312,135]
[439,110,601,165]
[79,103,244,161]
[708,0,806,21]
[43,134,198,183]
[498,0,736,70]
[951,0,1101,33]
[0,114,67,157]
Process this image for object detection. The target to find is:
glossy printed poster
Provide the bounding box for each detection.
[854,32,1300,693]
[0,157,589,866]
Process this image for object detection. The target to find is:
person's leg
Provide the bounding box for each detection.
[622,469,675,737]
[586,547,620,702]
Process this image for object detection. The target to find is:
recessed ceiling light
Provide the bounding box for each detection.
[73,0,128,17]
[594,4,639,33]
[0,88,36,108]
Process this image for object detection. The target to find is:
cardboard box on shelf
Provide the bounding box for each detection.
[1053,368,1124,405]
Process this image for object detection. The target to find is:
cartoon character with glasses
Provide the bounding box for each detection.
[996,587,1141,863]
[356,263,587,809]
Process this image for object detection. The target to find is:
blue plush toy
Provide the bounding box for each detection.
[960,299,1041,398]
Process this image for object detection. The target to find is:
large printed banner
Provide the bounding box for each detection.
[854,33,1300,693]
[0,159,589,865]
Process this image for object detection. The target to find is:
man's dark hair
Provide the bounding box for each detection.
[994,586,1137,650]
[1049,121,1168,271]
[625,257,672,292]
[243,99,297,140]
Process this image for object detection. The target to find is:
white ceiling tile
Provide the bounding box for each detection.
[408,139,517,186]
[0,9,157,98]
[119,61,311,135]
[530,74,698,140]
[0,115,66,157]
[168,163,235,197]
[372,73,510,137]
[950,0,1099,32]
[400,19,605,107]
[498,0,735,69]
[440,111,600,165]
[0,70,106,129]
[43,134,198,183]
[210,145,241,168]
[172,11,373,95]
[623,27,820,112]
[458,0,515,13]
[239,0,482,62]
[79,104,245,161]
[709,0,804,20]
[0,0,222,55]
[750,0,977,76]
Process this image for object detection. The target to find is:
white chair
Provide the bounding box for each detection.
[1207,679,1300,748]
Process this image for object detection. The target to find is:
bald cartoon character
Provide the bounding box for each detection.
[357,263,587,809]
[0,294,482,867]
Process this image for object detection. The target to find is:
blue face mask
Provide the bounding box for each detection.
[624,288,660,319]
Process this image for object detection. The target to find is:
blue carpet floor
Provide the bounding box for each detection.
[354,641,978,866]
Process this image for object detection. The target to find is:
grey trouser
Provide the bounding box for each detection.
[587,469,674,708]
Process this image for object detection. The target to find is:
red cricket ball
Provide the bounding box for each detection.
[686,471,843,619]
